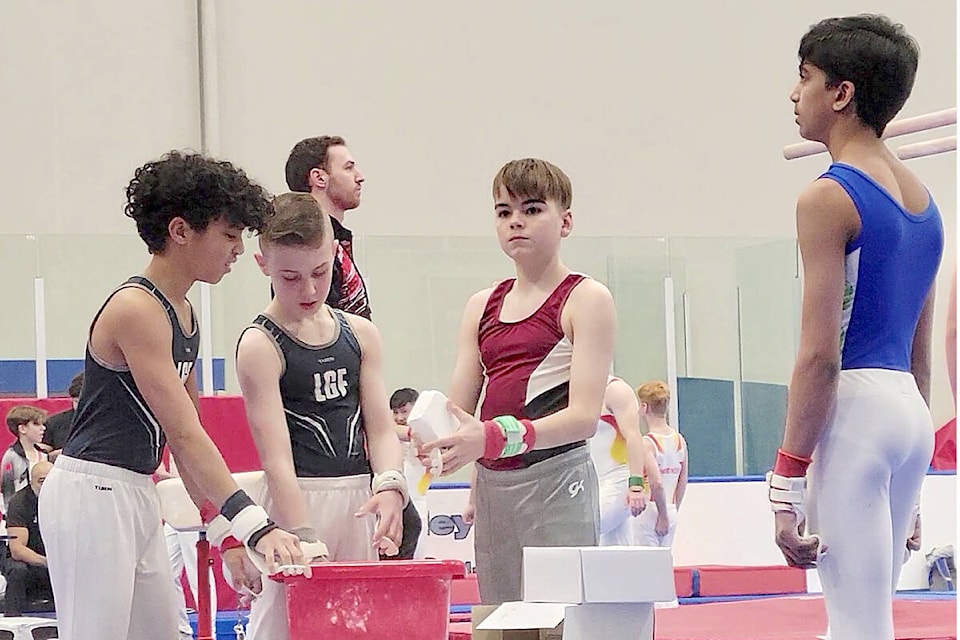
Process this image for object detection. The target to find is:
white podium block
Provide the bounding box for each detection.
[156,471,265,532]
[580,547,676,603]
[522,547,584,603]
[523,546,675,604]
[477,546,677,639]
[562,603,654,640]
[476,602,654,640]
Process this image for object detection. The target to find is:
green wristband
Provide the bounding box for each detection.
[628,475,646,490]
[493,416,524,457]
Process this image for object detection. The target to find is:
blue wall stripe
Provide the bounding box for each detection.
[0,359,226,395]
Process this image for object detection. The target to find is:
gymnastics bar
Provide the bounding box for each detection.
[896,135,957,160]
[783,108,956,160]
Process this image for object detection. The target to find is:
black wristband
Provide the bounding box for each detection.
[220,489,256,521]
[246,520,278,549]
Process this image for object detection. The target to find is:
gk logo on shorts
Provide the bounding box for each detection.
[567,479,585,498]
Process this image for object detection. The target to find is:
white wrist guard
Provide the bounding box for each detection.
[767,471,807,523]
[206,514,231,547]
[230,504,274,547]
[245,539,330,577]
[372,469,409,507]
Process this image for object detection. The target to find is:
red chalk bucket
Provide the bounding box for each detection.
[280,559,466,640]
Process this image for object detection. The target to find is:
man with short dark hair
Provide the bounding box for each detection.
[285,138,423,558]
[4,461,54,617]
[285,136,371,318]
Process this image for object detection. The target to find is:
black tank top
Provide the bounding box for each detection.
[244,310,370,477]
[63,277,199,474]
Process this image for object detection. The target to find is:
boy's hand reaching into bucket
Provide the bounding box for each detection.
[253,528,309,577]
[222,546,263,595]
[356,489,404,556]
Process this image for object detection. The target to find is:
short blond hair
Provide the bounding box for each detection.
[260,192,329,249]
[492,158,572,209]
[637,381,670,417]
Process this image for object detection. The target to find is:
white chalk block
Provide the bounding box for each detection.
[406,390,459,476]
[407,390,459,441]
[523,546,676,604]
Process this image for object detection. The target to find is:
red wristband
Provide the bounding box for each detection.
[773,448,812,477]
[199,500,218,525]
[483,420,507,459]
[520,419,536,452]
[220,535,242,551]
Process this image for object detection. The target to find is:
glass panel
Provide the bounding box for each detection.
[36,234,146,396]
[736,239,800,475]
[37,234,147,361]
[3,232,805,474]
[601,237,672,386]
[667,237,754,476]
[358,235,508,395]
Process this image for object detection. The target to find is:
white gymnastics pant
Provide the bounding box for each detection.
[39,456,179,640]
[807,369,934,640]
[597,467,637,546]
[634,502,678,548]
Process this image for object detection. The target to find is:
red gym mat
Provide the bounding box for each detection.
[654,596,956,640]
[449,597,956,639]
[694,565,806,597]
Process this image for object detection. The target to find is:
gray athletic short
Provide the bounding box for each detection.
[474,445,600,604]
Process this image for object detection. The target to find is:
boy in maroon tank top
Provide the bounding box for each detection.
[422,159,616,604]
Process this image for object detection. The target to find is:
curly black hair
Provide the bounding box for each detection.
[125,150,272,254]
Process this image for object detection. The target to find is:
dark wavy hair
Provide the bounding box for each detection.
[389,388,419,410]
[799,14,919,137]
[67,372,84,399]
[124,151,272,254]
[284,136,346,192]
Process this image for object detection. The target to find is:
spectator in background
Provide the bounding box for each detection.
[43,372,84,462]
[2,407,48,511]
[4,460,54,617]
[390,388,427,559]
